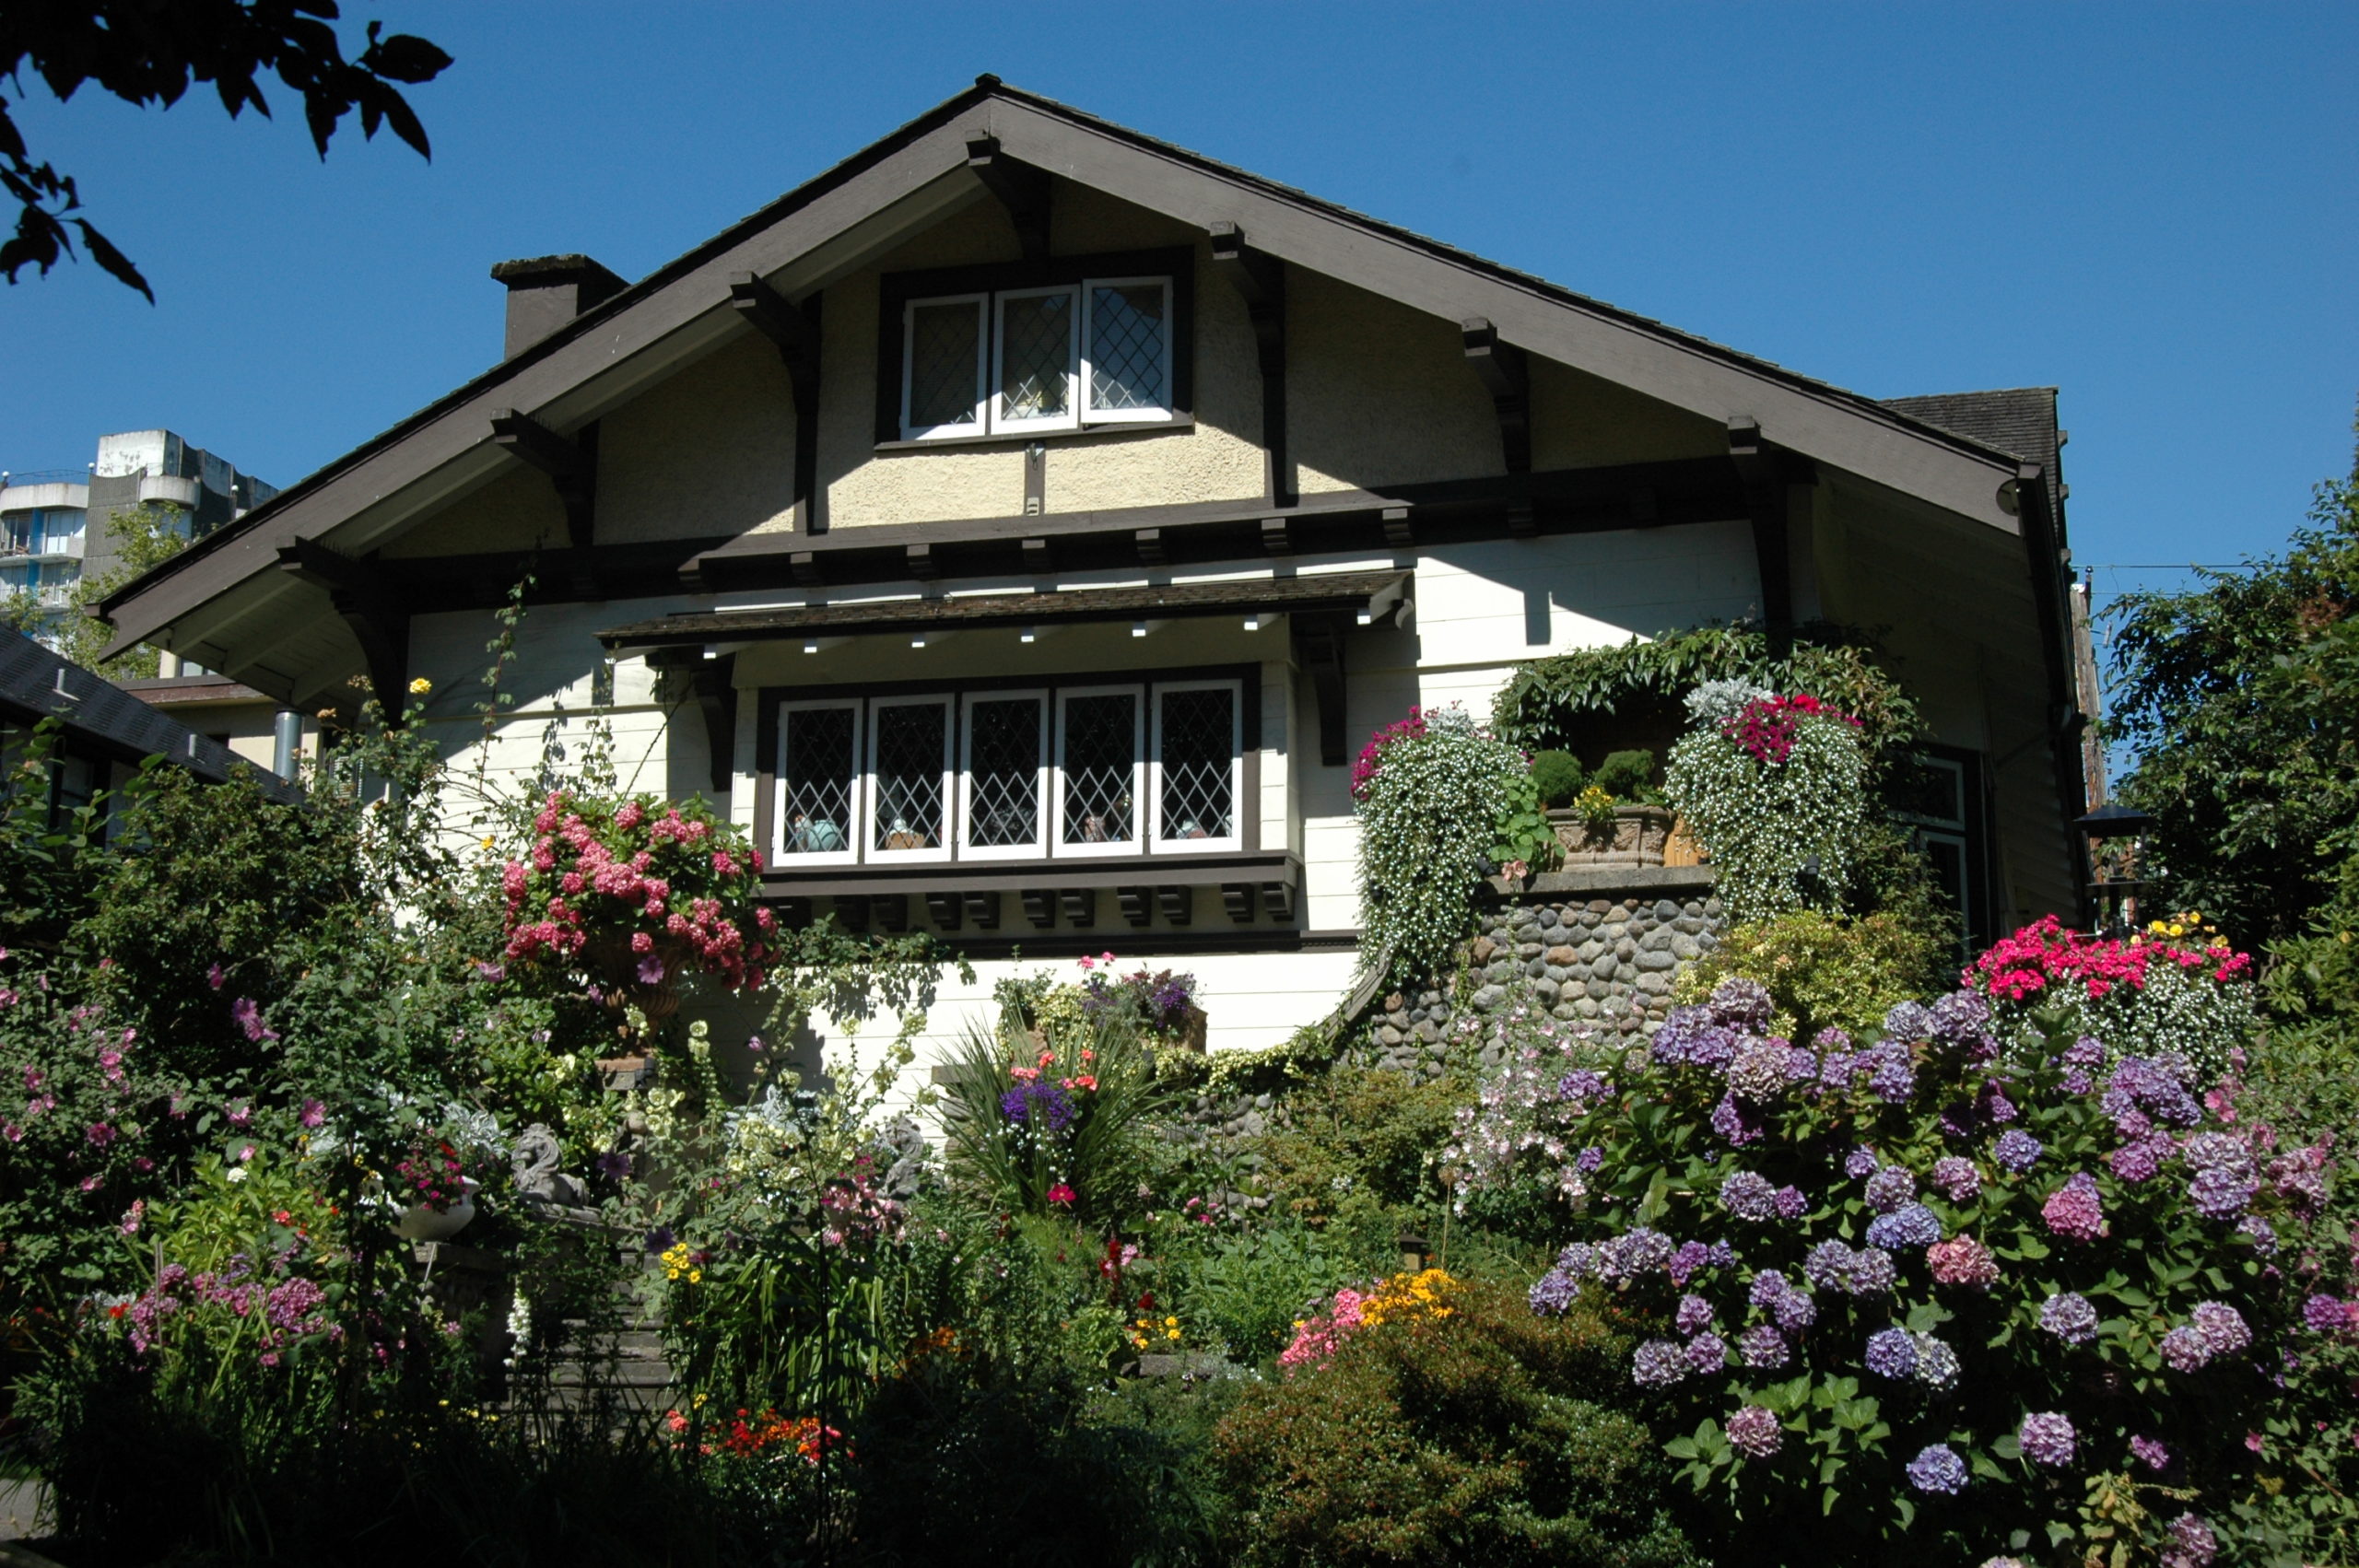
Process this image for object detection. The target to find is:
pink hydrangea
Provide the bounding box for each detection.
[1926,1234,2000,1289]
[2043,1172,2108,1241]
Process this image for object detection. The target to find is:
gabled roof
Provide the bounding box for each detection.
[99,76,2043,673]
[0,633,300,801]
[1880,388,2061,493]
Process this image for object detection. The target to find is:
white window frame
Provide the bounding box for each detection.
[773,699,863,867]
[990,287,1081,435]
[958,689,1049,860]
[1148,678,1244,854]
[1080,275,1176,423]
[865,695,956,863]
[898,293,989,440]
[1051,684,1145,858]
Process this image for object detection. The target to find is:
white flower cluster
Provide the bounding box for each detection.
[1355,705,1530,986]
[1663,702,1872,924]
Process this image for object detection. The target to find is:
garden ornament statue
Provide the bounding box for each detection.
[511,1123,593,1215]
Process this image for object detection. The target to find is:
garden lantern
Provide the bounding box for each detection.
[2076,801,2156,938]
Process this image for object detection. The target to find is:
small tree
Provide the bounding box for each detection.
[3,501,196,678]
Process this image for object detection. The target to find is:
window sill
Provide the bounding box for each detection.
[759,848,1294,897]
[873,415,1193,453]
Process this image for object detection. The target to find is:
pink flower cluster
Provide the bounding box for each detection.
[1721,692,1860,766]
[1926,1234,2000,1289]
[501,790,776,992]
[1968,914,2252,1004]
[115,1258,336,1362]
[1350,708,1431,802]
[1278,1286,1366,1369]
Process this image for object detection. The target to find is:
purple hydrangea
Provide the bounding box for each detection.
[2130,1435,2172,1472]
[2062,1035,2107,1069]
[1980,1085,2018,1124]
[1555,1242,1600,1278]
[1930,1156,1981,1201]
[1993,1129,2043,1173]
[1575,1145,1604,1173]
[1675,1293,1717,1336]
[1599,1228,1676,1281]
[2019,1410,2076,1467]
[1865,1327,1919,1379]
[1651,1007,1739,1069]
[1773,1185,1806,1219]
[1804,1241,1893,1296]
[1738,1323,1790,1368]
[1719,1170,1778,1222]
[2109,1139,2167,1184]
[1884,1000,1935,1040]
[1911,1332,1961,1389]
[1559,1070,1609,1104]
[1528,1269,1579,1315]
[2160,1325,2212,1373]
[2038,1292,2099,1344]
[2237,1215,2278,1254]
[2043,1172,2107,1241]
[1709,1093,1762,1145]
[1632,1338,1687,1387]
[2162,1514,2217,1568]
[1684,1332,1728,1375]
[1668,1241,1714,1286]
[2190,1301,2251,1357]
[1708,977,1774,1031]
[1929,989,1992,1040]
[1866,1203,1942,1251]
[2304,1294,2352,1333]
[2109,1055,2203,1128]
[1773,1289,1819,1334]
[2182,1132,2255,1176]
[2270,1148,2330,1216]
[1864,1165,1916,1213]
[1725,1042,1795,1102]
[1865,1047,1917,1104]
[1844,1147,1881,1180]
[1906,1443,1967,1494]
[1748,1270,1795,1308]
[1727,1403,1782,1458]
[2188,1166,2259,1223]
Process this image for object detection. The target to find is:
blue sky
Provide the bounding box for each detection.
[6,3,2353,624]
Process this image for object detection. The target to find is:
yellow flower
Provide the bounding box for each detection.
[407,676,432,695]
[1166,1328,1181,1340]
[480,836,496,850]
[688,1270,702,1283]
[1164,1316,1178,1328]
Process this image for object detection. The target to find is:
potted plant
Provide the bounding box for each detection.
[1537,749,1674,866]
[393,1139,479,1241]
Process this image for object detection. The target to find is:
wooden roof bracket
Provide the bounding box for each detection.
[728,274,825,534]
[490,409,599,595]
[1461,318,1532,474]
[1209,222,1289,507]
[648,647,739,797]
[967,134,1051,262]
[276,537,410,722]
[1728,417,1792,647]
[1295,611,1349,766]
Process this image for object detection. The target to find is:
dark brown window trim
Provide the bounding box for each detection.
[754,661,1262,869]
[873,246,1196,446]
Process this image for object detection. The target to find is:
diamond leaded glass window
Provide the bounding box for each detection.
[1156,685,1236,844]
[1061,692,1138,847]
[1086,281,1169,415]
[904,298,983,433]
[997,290,1074,426]
[965,696,1043,849]
[779,705,858,857]
[872,701,948,853]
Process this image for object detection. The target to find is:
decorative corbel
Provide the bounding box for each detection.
[1209,222,1289,506]
[276,538,410,722]
[1461,318,1532,474]
[728,274,824,533]
[1296,612,1349,767]
[967,134,1051,261]
[648,648,739,796]
[490,409,598,593]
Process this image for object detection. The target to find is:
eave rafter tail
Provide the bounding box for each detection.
[1208,222,1288,507]
[276,537,410,723]
[489,409,598,591]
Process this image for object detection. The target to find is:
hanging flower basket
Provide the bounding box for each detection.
[1547,804,1673,868]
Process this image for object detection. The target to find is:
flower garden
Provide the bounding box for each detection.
[1,594,2355,1565]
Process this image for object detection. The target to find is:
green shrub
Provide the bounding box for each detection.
[1530,749,1585,809]
[1670,907,1953,1042]
[1253,1065,1465,1234]
[1212,1278,1700,1568]
[1164,1221,1355,1363]
[1592,747,1657,800]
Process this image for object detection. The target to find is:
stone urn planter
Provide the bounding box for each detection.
[584,937,695,1024]
[1548,804,1674,868]
[396,1178,479,1243]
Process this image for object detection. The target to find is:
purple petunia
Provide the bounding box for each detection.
[1930,1155,1981,1202]
[1864,1327,1918,1379]
[2019,1411,2076,1467]
[1632,1338,1688,1387]
[999,1082,1076,1131]
[1907,1443,1967,1494]
[2043,1172,2107,1241]
[2038,1292,2099,1344]
[1866,1203,1942,1251]
[1865,1165,1917,1213]
[1993,1129,2043,1173]
[1719,1170,1779,1222]
[1738,1323,1790,1368]
[1727,1403,1782,1458]
[1676,1293,1717,1335]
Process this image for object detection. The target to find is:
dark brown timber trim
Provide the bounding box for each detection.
[276,538,410,721]
[1208,222,1288,506]
[490,409,599,593]
[728,275,825,534]
[966,134,1051,262]
[1461,318,1531,474]
[2013,462,2095,928]
[1728,417,1791,641]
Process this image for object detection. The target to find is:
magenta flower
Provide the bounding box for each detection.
[299,1099,325,1129]
[229,998,278,1044]
[1046,1182,1076,1205]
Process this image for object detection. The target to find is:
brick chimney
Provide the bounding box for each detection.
[490,253,626,358]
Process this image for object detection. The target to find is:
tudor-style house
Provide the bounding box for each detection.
[97,78,2093,1063]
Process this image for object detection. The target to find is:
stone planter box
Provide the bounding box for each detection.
[1548,804,1674,868]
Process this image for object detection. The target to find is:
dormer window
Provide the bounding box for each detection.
[879,249,1192,446]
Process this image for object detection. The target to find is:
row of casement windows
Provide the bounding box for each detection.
[900,277,1174,440]
[775,680,1242,865]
